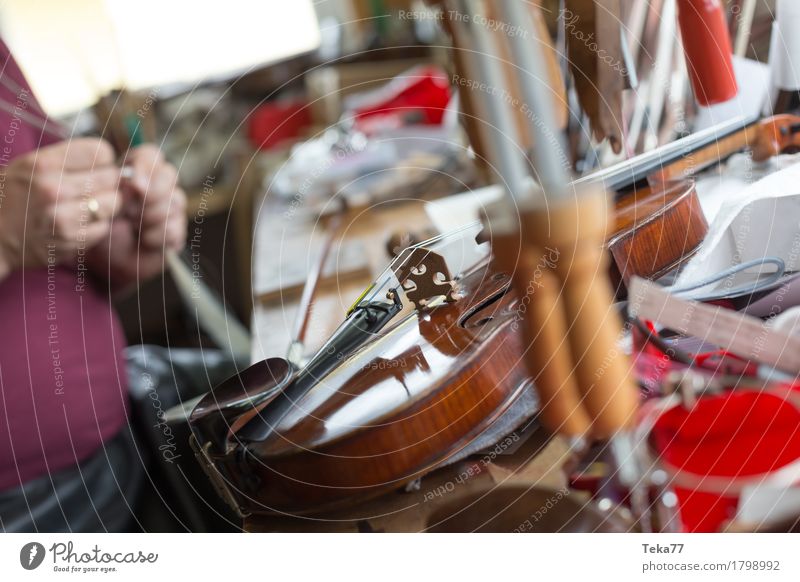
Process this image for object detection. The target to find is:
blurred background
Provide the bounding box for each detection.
[0,0,780,347]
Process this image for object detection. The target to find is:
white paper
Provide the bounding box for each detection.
[675,159,800,294]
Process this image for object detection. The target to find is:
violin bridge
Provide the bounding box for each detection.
[392,247,458,310]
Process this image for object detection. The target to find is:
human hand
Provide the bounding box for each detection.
[89,145,187,287]
[123,145,186,254]
[0,138,123,278]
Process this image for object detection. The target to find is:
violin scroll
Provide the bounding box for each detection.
[753,114,800,162]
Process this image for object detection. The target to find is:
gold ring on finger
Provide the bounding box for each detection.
[86,196,101,222]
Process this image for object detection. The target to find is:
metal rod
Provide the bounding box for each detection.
[450,0,533,203]
[734,0,758,58]
[495,0,570,198]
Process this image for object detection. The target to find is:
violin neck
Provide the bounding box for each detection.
[575,114,759,192]
[649,122,764,184]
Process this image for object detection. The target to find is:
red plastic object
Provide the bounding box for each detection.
[247,100,312,151]
[677,0,738,106]
[350,66,451,133]
[652,390,800,532]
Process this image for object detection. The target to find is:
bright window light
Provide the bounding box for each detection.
[0,0,321,116]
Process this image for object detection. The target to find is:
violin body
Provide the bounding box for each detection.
[607,180,707,289]
[191,261,537,516]
[595,114,800,290]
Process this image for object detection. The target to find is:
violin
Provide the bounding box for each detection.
[595,114,800,289]
[190,224,538,516]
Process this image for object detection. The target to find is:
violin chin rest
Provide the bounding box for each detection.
[189,357,295,453]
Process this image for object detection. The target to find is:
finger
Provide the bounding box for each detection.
[152,164,179,199]
[139,222,171,250]
[137,168,180,211]
[135,165,178,204]
[169,227,187,251]
[82,220,116,248]
[140,209,185,250]
[32,138,117,173]
[121,195,144,223]
[90,189,126,221]
[125,144,163,168]
[124,146,165,194]
[44,212,113,249]
[54,189,125,227]
[34,167,124,203]
[140,199,170,228]
[66,167,125,195]
[165,213,187,251]
[140,189,185,227]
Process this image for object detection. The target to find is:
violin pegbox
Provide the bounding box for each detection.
[392,247,458,310]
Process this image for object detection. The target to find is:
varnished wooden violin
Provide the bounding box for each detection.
[597,114,800,289]
[190,225,537,516]
[188,113,800,517]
